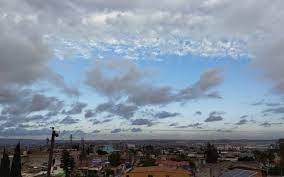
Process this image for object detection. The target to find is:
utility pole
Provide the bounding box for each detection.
[47,127,59,177]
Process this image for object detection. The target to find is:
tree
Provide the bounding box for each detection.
[96,149,108,155]
[10,143,22,177]
[104,168,114,177]
[0,148,10,177]
[279,139,284,168]
[205,143,218,164]
[267,151,275,165]
[108,152,121,167]
[174,154,196,171]
[253,150,275,167]
[61,149,75,177]
[254,150,265,165]
[238,156,254,161]
[140,158,156,167]
[175,154,188,162]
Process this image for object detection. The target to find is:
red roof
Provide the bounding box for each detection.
[157,160,190,167]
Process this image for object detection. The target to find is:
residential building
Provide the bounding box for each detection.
[123,166,191,177]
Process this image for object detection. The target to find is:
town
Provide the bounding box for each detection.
[0,134,283,177]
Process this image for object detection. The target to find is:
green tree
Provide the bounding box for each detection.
[174,154,196,171]
[140,158,156,167]
[0,148,10,177]
[96,149,108,155]
[253,150,275,167]
[10,143,22,177]
[104,168,114,177]
[267,151,275,165]
[108,152,121,167]
[188,158,196,171]
[280,140,284,168]
[61,149,75,177]
[205,143,218,164]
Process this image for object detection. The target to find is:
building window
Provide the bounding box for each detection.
[148,175,153,177]
[126,175,129,177]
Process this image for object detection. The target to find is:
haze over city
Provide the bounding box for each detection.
[1,0,284,140]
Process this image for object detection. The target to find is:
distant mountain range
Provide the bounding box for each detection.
[0,138,278,147]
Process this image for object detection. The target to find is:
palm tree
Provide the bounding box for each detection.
[205,143,218,164]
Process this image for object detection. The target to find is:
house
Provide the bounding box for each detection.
[97,145,120,154]
[219,168,263,177]
[123,166,191,177]
[157,160,190,168]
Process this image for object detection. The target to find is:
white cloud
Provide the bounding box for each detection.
[86,59,223,107]
[1,1,283,93]
[1,0,284,137]
[0,0,250,60]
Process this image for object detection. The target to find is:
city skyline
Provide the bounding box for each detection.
[0,0,284,139]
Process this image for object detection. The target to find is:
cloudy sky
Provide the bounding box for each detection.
[0,0,284,140]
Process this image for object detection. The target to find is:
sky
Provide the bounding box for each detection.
[0,0,284,140]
